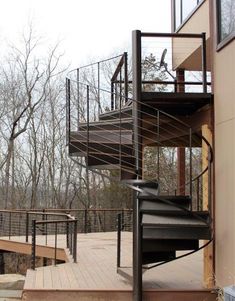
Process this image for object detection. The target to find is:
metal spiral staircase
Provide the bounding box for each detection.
[66,30,213,301]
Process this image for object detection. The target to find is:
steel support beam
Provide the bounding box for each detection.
[132,29,143,301]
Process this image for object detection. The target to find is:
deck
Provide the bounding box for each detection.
[0,232,216,301]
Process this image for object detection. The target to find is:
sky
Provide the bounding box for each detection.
[0,0,171,68]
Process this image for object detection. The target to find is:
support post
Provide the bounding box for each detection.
[202,124,214,288]
[176,69,186,196]
[132,29,143,301]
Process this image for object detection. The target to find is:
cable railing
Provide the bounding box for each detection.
[66,76,212,214]
[0,209,133,269]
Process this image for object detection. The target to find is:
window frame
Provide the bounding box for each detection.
[216,0,235,51]
[172,0,205,32]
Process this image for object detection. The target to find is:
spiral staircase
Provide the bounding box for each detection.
[66,30,214,301]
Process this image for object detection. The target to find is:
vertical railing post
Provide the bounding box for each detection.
[97,62,101,117]
[54,222,57,266]
[77,68,80,130]
[66,216,69,248]
[26,211,29,243]
[132,30,142,179]
[84,209,88,234]
[66,78,71,145]
[31,219,36,270]
[189,128,193,210]
[117,213,122,268]
[132,29,143,301]
[103,211,106,232]
[111,82,114,110]
[8,212,11,240]
[157,111,160,184]
[124,52,128,104]
[73,219,78,263]
[201,32,207,93]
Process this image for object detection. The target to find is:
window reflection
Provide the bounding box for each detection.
[182,0,198,20]
[219,0,235,41]
[174,0,201,30]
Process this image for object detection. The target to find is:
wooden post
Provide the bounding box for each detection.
[176,69,186,195]
[202,124,214,288]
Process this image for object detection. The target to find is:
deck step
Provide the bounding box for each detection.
[0,290,22,300]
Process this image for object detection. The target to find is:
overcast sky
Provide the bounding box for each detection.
[0,0,171,68]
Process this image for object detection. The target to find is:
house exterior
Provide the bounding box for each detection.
[171,0,235,288]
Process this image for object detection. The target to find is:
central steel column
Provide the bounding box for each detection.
[132,29,143,301]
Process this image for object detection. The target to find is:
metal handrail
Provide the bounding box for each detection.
[31,216,77,270]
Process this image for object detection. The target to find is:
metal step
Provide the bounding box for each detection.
[99,106,132,121]
[79,117,133,131]
[142,251,175,265]
[142,239,199,252]
[142,213,211,240]
[140,200,191,214]
[70,130,132,145]
[87,154,135,169]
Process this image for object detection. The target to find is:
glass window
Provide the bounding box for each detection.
[175,0,182,29]
[218,0,235,42]
[182,0,198,20]
[174,0,202,30]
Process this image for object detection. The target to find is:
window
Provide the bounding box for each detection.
[217,0,235,43]
[173,0,202,31]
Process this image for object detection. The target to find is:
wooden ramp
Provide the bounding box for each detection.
[0,238,67,262]
[21,232,216,301]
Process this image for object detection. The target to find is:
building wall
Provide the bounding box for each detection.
[172,0,210,70]
[214,40,235,287]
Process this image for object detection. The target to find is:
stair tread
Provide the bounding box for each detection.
[139,193,191,200]
[142,213,209,227]
[79,117,133,127]
[140,200,188,212]
[124,179,158,189]
[70,130,132,144]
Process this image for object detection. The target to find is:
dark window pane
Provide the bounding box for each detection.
[220,0,235,41]
[182,0,198,20]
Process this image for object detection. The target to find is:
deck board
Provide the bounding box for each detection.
[1,232,214,298]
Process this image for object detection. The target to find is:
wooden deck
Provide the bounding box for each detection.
[0,232,216,301]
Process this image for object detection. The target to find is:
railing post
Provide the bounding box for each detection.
[103,211,106,232]
[66,215,69,248]
[111,82,114,110]
[8,212,11,240]
[73,219,78,263]
[117,213,122,268]
[26,211,29,243]
[124,52,128,103]
[31,219,36,270]
[84,209,88,234]
[66,78,71,145]
[77,68,80,130]
[132,30,142,179]
[54,223,57,266]
[189,128,193,209]
[201,32,207,93]
[97,62,101,117]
